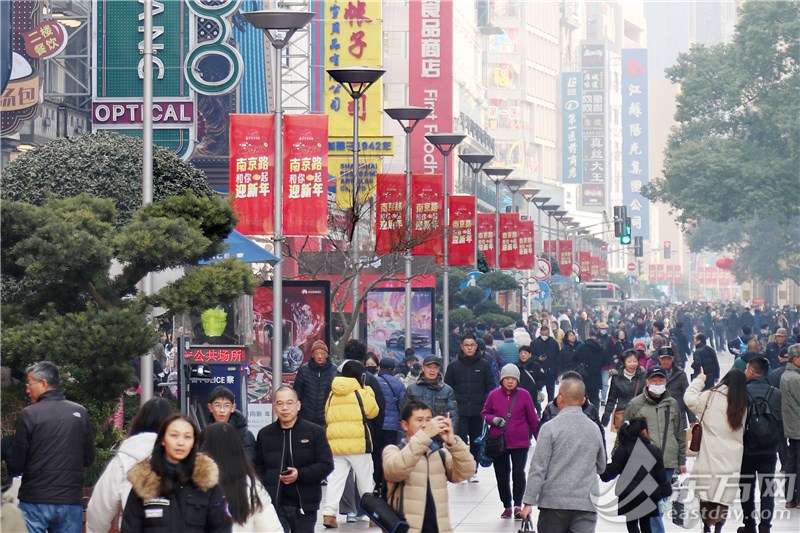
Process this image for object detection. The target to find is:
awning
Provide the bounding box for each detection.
[199,230,279,264]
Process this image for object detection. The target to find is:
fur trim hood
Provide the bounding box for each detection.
[127,453,219,500]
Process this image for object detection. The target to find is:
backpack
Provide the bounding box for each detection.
[744,388,781,449]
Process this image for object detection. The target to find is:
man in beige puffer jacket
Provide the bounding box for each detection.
[383,401,475,533]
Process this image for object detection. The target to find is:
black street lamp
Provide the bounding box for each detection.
[459,152,495,269]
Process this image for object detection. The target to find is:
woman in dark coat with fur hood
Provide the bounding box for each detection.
[122,413,232,533]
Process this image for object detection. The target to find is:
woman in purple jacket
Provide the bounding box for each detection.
[481,364,539,520]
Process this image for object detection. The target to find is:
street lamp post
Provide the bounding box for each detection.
[385,106,432,353]
[481,167,514,269]
[458,153,494,269]
[530,197,551,255]
[327,67,385,340]
[425,133,466,369]
[552,210,568,269]
[244,9,315,390]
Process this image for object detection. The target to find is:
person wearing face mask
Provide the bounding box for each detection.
[656,346,695,425]
[531,325,560,403]
[623,366,687,533]
[596,322,615,406]
[364,353,380,374]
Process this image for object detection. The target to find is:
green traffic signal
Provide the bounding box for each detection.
[621,234,631,245]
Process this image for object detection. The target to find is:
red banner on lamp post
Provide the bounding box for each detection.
[411,174,443,256]
[229,114,275,235]
[283,115,328,236]
[477,213,496,269]
[446,195,476,266]
[599,258,608,278]
[590,256,600,278]
[375,174,406,255]
[498,213,520,269]
[558,240,573,275]
[579,251,592,281]
[516,219,534,269]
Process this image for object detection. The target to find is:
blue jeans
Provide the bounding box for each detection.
[18,502,83,533]
[649,467,675,533]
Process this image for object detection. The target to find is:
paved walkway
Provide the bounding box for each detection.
[314,353,799,531]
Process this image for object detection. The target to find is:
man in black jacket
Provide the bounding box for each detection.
[294,339,337,426]
[691,333,720,391]
[202,385,256,462]
[9,361,95,533]
[444,333,495,482]
[530,325,560,403]
[738,357,783,533]
[255,386,334,532]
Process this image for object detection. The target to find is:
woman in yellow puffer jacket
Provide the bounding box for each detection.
[321,360,380,528]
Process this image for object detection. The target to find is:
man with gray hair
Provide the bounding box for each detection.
[519,378,606,532]
[780,344,800,508]
[9,361,95,533]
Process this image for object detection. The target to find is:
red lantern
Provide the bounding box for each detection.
[715,257,733,270]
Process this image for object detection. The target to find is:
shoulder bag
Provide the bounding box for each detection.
[485,391,517,458]
[688,391,714,453]
[611,376,641,432]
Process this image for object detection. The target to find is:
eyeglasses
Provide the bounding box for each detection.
[211,403,233,412]
[274,400,297,408]
[462,343,477,348]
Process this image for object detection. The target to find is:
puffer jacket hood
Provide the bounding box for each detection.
[331,375,362,396]
[128,453,219,501]
[118,432,157,463]
[325,376,380,455]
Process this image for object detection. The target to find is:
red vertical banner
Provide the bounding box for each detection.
[590,256,600,278]
[657,264,666,283]
[448,195,476,266]
[375,174,406,255]
[229,114,275,235]
[477,213,496,269]
[649,263,656,282]
[579,251,592,281]
[409,0,454,182]
[543,240,557,255]
[498,213,520,269]
[599,258,608,278]
[675,265,683,284]
[283,115,328,236]
[411,174,443,256]
[558,240,573,274]
[516,219,534,269]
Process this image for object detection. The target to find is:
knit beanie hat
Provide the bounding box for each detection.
[311,339,329,354]
[500,364,520,382]
[341,360,364,381]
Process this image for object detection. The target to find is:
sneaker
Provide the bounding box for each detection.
[470,473,480,483]
[514,507,523,520]
[323,515,338,529]
[346,512,358,523]
[500,508,513,519]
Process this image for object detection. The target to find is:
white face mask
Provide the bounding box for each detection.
[649,383,666,395]
[600,329,608,335]
[540,335,549,341]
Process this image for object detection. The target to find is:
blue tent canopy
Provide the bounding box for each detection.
[199,230,279,264]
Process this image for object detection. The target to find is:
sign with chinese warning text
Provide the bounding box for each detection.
[411,174,443,256]
[185,346,247,364]
[375,173,406,255]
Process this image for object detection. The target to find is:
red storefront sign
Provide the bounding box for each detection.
[516,219,534,269]
[447,195,475,266]
[409,0,454,187]
[283,115,328,236]
[229,114,275,235]
[411,174,443,256]
[498,213,520,269]
[477,213,496,268]
[375,173,406,255]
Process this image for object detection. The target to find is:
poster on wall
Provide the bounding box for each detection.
[365,288,435,361]
[249,281,330,405]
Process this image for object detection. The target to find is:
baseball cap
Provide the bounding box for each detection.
[646,366,667,379]
[657,346,675,358]
[379,357,397,370]
[422,355,442,366]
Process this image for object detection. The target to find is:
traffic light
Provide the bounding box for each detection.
[664,240,671,259]
[620,217,632,245]
[573,273,581,283]
[633,236,643,257]
[613,206,627,237]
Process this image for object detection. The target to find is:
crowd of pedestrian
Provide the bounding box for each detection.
[2,301,799,533]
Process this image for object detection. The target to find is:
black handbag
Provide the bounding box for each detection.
[360,492,410,533]
[485,391,517,458]
[516,516,536,532]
